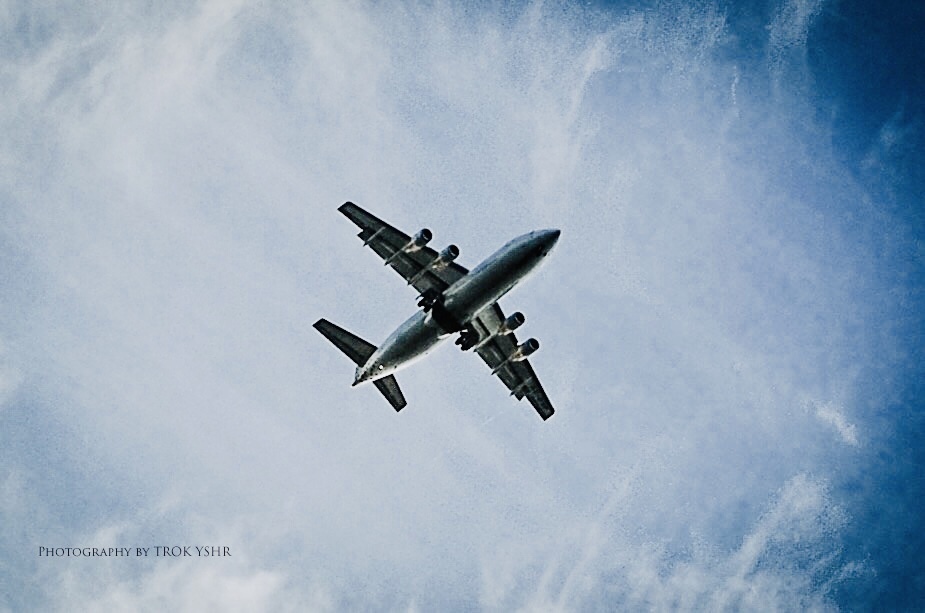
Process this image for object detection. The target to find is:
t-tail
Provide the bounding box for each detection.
[313,318,407,411]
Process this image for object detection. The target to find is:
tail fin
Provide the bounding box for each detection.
[313,318,408,412]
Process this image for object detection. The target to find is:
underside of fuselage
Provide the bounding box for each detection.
[315,201,562,418]
[353,228,558,386]
[357,310,445,383]
[316,210,560,418]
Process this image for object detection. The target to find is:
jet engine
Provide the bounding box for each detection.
[411,229,432,249]
[435,244,459,266]
[408,244,460,286]
[498,312,525,335]
[407,244,458,286]
[385,229,433,264]
[471,312,527,351]
[510,338,539,362]
[491,338,540,374]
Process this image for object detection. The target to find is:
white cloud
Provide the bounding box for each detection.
[480,473,852,611]
[767,0,825,82]
[813,400,860,447]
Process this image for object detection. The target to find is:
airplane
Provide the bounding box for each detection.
[314,202,560,420]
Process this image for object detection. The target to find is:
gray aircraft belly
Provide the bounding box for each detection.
[368,310,445,376]
[442,233,546,322]
[317,202,560,419]
[362,229,556,384]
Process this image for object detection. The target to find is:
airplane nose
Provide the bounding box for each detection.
[540,229,561,253]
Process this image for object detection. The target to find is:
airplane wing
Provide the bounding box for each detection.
[471,303,555,421]
[338,202,468,295]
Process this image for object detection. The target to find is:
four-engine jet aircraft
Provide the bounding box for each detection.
[314,202,559,420]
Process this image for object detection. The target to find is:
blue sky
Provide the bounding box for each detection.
[1,0,922,610]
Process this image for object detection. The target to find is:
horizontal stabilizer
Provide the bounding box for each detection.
[313,318,376,366]
[373,375,407,411]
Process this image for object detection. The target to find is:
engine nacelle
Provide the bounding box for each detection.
[498,312,525,335]
[386,228,434,264]
[435,244,459,265]
[411,229,432,249]
[491,337,540,374]
[407,244,458,285]
[511,338,539,362]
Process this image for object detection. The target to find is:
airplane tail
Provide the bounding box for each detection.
[372,376,406,412]
[313,318,407,411]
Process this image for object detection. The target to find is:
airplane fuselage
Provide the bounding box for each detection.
[353,229,559,385]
